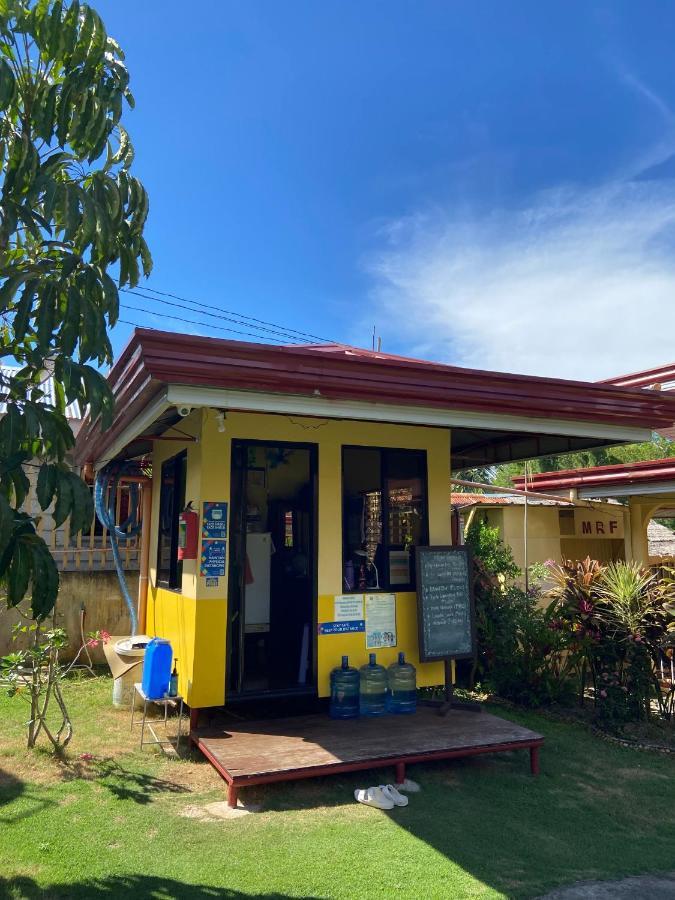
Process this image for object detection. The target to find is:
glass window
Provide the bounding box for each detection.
[342,447,428,592]
[157,452,187,589]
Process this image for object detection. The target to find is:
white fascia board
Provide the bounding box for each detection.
[165,384,652,444]
[94,391,171,471]
[578,481,675,499]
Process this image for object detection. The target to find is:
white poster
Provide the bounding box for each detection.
[365,593,397,649]
[334,594,364,622]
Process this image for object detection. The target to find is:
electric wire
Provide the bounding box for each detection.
[118,303,292,345]
[121,284,334,344]
[122,288,320,344]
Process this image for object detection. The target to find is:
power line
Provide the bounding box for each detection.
[118,304,291,344]
[119,284,334,344]
[122,288,317,344]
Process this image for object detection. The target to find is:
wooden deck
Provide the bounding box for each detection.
[193,707,544,807]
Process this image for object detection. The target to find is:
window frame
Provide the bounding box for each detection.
[341,445,429,593]
[156,451,187,591]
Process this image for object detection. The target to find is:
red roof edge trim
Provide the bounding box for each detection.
[513,456,675,491]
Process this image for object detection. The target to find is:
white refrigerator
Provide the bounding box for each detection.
[244,532,272,633]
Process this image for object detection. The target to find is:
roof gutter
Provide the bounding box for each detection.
[165,384,653,444]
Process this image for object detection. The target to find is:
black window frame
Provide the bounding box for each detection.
[341,445,429,593]
[156,451,187,591]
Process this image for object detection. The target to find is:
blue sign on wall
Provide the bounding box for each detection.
[200,539,226,577]
[318,620,366,636]
[202,501,228,540]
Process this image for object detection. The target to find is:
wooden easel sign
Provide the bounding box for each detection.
[415,545,481,715]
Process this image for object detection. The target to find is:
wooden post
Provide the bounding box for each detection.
[530,745,540,776]
[395,762,406,784]
[227,783,238,808]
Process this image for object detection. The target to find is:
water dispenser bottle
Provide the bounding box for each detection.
[141,638,173,699]
[329,656,360,719]
[359,653,387,716]
[387,652,417,714]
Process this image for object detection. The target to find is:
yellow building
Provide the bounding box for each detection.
[73,329,675,713]
[453,493,628,573]
[512,459,675,568]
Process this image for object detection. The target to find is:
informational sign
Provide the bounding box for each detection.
[202,501,228,540]
[573,508,624,539]
[416,546,474,662]
[200,538,226,577]
[319,620,366,635]
[334,595,364,621]
[365,593,397,649]
[200,501,227,578]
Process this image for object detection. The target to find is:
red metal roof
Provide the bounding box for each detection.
[513,456,675,492]
[601,362,675,389]
[73,329,675,466]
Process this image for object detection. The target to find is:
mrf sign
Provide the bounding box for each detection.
[573,509,624,539]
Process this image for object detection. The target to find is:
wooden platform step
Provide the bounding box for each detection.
[193,706,544,807]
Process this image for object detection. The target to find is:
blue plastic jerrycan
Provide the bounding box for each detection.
[141,638,173,699]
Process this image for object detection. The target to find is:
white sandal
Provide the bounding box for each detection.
[354,787,394,810]
[394,778,421,793]
[381,784,409,807]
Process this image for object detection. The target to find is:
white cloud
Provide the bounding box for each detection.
[366,73,675,381]
[367,179,675,380]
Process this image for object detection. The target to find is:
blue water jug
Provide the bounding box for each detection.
[329,656,360,719]
[359,653,387,717]
[387,652,417,714]
[141,638,173,699]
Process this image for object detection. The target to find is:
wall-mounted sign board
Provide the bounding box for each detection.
[573,508,624,539]
[415,546,475,663]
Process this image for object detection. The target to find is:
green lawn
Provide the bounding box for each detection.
[1,677,675,899]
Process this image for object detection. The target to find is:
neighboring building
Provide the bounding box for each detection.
[72,328,675,712]
[451,492,627,571]
[513,457,675,567]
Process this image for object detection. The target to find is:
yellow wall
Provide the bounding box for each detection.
[147,409,450,707]
[466,502,630,579]
[502,506,563,572]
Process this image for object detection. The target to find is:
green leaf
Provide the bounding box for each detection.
[0,492,13,556]
[6,539,30,607]
[52,469,73,527]
[0,56,15,109]
[36,462,58,510]
[67,471,93,536]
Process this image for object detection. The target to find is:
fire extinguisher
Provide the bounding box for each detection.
[178,502,199,560]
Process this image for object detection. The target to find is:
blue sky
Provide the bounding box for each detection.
[97,1,675,378]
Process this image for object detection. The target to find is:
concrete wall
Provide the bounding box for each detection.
[0,570,135,662]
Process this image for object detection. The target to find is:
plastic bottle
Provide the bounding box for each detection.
[169,659,179,698]
[359,653,387,716]
[329,656,360,719]
[387,651,417,714]
[141,638,172,699]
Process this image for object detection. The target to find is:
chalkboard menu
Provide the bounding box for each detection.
[416,546,475,662]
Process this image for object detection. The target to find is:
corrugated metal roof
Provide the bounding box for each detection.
[0,365,82,420]
[451,492,567,508]
[648,520,675,558]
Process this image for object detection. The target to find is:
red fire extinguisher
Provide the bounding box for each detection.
[178,502,199,560]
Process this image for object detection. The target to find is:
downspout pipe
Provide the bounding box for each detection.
[137,480,152,634]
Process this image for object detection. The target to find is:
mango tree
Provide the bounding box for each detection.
[0,0,150,746]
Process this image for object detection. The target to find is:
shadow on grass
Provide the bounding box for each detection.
[0,767,56,826]
[65,757,191,804]
[0,874,316,900]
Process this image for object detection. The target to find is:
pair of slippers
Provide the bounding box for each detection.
[354,781,417,810]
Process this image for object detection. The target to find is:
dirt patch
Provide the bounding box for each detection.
[179,800,262,821]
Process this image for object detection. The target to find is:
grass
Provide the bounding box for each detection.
[1,676,675,899]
